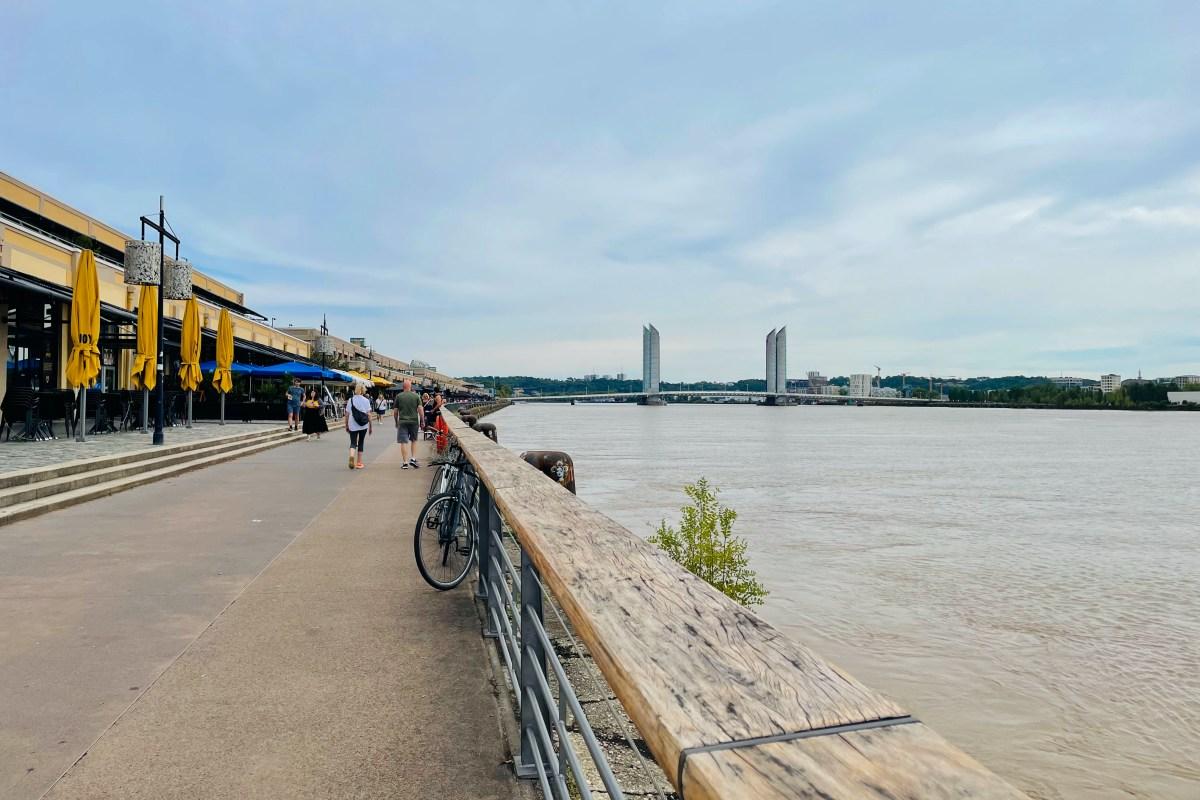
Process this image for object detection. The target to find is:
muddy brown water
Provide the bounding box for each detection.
[492,403,1199,799]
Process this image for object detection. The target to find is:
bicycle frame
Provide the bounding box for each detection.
[437,457,479,566]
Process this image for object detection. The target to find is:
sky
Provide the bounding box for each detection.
[3,2,1198,381]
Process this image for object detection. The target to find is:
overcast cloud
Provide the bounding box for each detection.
[3,2,1197,379]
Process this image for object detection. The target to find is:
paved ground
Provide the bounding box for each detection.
[0,429,517,799]
[0,421,284,475]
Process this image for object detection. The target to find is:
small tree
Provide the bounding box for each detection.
[649,478,767,607]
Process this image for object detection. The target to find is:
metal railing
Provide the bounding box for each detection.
[445,409,1026,800]
[474,479,667,799]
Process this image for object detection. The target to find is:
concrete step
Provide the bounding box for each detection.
[0,432,304,527]
[0,428,300,510]
[0,426,289,491]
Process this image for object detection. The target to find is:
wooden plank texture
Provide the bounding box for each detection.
[445,414,1026,799]
[682,722,1028,800]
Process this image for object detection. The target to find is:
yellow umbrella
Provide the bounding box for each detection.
[179,296,202,392]
[212,308,234,394]
[130,285,158,391]
[65,250,101,389]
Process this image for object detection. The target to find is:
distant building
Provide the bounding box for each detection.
[806,371,828,389]
[1168,391,1200,404]
[1100,374,1121,394]
[849,373,873,397]
[1174,375,1200,387]
[615,372,626,381]
[1050,376,1085,390]
[873,387,899,398]
[813,385,841,396]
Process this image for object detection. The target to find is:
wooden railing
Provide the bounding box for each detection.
[443,411,1028,799]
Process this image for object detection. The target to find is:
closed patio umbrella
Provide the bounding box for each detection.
[66,250,101,442]
[130,284,157,432]
[130,285,157,392]
[213,308,234,424]
[179,295,202,427]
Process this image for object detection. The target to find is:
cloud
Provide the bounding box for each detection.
[2,3,1198,379]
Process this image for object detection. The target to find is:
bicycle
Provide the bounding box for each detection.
[414,448,479,590]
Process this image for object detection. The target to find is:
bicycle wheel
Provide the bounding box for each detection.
[414,492,476,590]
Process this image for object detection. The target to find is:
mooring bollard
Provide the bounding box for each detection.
[474,421,498,442]
[520,450,576,494]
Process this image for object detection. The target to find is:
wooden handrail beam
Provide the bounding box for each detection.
[443,410,1027,799]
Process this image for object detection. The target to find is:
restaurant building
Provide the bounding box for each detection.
[279,328,465,392]
[0,172,316,406]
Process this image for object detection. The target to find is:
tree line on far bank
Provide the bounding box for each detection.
[467,374,1200,409]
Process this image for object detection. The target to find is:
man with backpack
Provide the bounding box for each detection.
[345,383,373,470]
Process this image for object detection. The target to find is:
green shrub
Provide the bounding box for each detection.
[649,478,767,608]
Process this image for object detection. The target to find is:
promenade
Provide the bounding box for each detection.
[1,432,519,799]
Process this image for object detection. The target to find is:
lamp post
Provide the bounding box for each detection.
[319,315,329,393]
[132,198,180,447]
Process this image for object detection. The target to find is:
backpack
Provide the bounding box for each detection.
[350,398,370,427]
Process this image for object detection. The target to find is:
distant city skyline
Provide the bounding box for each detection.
[3,3,1198,380]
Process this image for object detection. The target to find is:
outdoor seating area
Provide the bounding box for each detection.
[0,387,192,442]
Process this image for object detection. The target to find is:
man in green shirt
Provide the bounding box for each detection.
[393,379,422,469]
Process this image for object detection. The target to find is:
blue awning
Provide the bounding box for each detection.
[199,360,255,375]
[250,361,350,381]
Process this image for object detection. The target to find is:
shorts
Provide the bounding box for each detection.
[348,428,367,451]
[396,421,419,443]
[287,401,301,415]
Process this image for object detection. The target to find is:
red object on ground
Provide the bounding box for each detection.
[435,416,449,453]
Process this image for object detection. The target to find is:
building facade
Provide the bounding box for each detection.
[1100,374,1121,394]
[848,373,872,397]
[1,172,308,403]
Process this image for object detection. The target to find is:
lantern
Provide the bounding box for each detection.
[123,240,161,285]
[163,256,193,300]
[313,335,334,355]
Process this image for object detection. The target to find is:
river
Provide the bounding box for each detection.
[488,403,1198,800]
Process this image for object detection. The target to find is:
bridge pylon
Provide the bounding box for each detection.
[765,326,792,405]
[641,324,661,402]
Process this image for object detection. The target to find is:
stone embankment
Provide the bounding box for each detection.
[460,400,513,419]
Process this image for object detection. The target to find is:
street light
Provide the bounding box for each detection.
[124,196,182,446]
[318,315,329,393]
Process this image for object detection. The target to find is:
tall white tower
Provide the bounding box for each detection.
[775,326,787,394]
[765,329,778,394]
[642,324,660,394]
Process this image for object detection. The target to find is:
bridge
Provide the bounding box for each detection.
[513,323,944,405]
[511,389,944,404]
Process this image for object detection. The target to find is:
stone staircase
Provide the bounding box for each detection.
[0,427,303,526]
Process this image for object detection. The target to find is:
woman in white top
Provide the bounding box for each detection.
[345,383,373,470]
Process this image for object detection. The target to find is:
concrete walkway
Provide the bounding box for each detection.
[1,432,518,799]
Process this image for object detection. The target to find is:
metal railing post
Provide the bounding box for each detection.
[476,482,491,601]
[516,550,548,779]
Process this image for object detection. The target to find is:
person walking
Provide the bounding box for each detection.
[286,378,305,430]
[345,383,373,469]
[393,378,422,469]
[301,388,327,440]
[420,392,435,437]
